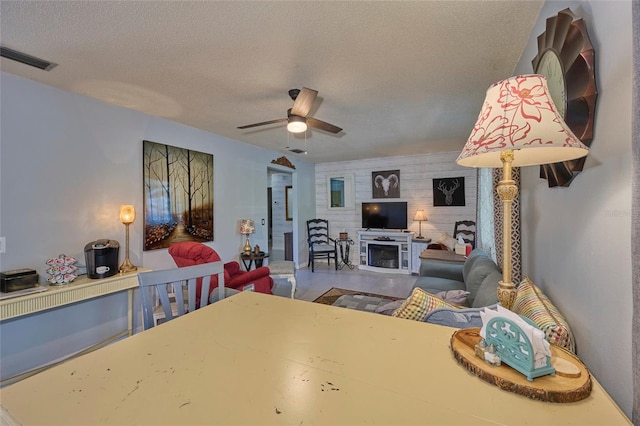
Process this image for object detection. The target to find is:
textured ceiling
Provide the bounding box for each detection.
[0,1,543,163]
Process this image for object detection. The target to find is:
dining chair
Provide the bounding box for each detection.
[138,261,224,330]
[306,218,338,272]
[453,220,476,248]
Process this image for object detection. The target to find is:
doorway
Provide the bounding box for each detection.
[267,168,294,262]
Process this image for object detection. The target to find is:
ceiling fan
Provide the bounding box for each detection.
[237,87,342,134]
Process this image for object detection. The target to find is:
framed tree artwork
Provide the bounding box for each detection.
[143,140,214,250]
[372,169,400,198]
[433,177,465,206]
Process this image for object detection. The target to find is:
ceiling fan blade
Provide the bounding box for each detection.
[307,117,342,134]
[290,87,317,117]
[237,118,287,129]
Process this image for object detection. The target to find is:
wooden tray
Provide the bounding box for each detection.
[450,328,592,403]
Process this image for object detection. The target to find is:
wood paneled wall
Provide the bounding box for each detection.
[315,151,477,242]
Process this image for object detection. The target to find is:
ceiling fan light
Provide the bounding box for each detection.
[287,116,307,133]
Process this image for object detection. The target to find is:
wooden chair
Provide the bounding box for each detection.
[307,219,338,272]
[453,220,476,248]
[138,262,225,330]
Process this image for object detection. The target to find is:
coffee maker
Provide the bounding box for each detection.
[84,239,119,279]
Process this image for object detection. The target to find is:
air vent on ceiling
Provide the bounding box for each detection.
[0,46,57,71]
[288,148,306,154]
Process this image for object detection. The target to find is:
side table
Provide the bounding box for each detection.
[240,252,269,270]
[336,238,354,270]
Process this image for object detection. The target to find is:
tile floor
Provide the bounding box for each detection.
[268,253,417,302]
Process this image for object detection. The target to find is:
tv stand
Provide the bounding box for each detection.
[357,230,414,274]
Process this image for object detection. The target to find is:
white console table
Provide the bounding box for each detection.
[357,230,414,274]
[1,271,140,325]
[0,271,142,386]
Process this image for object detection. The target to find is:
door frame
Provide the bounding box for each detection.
[267,165,297,265]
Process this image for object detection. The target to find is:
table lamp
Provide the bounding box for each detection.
[413,210,428,239]
[240,219,255,254]
[456,74,589,309]
[118,205,137,273]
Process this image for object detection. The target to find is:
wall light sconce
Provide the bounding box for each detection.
[119,205,137,273]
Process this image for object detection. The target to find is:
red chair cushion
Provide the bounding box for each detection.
[168,242,230,282]
[168,242,273,300]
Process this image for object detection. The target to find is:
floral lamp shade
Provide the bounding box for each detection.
[240,219,255,235]
[456,74,588,168]
[456,74,589,310]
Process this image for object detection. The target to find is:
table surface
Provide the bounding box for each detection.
[0,292,630,425]
[419,248,467,263]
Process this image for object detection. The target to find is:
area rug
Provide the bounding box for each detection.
[312,287,401,306]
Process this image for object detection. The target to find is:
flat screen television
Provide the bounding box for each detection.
[361,201,408,230]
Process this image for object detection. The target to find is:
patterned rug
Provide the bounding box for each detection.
[312,287,402,306]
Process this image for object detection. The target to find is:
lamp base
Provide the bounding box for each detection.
[119,259,137,274]
[119,222,137,273]
[243,238,252,254]
[497,280,517,310]
[415,235,425,239]
[496,150,518,311]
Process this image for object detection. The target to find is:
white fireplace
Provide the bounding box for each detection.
[357,230,413,274]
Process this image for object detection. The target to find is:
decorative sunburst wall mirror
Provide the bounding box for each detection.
[532,8,597,187]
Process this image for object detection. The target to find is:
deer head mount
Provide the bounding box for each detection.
[437,179,460,206]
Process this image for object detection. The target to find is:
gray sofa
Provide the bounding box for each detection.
[413,248,502,309]
[330,249,502,329]
[407,248,502,328]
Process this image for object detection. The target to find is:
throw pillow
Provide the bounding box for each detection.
[374,299,405,315]
[392,287,458,321]
[511,276,576,353]
[435,289,470,305]
[437,233,458,251]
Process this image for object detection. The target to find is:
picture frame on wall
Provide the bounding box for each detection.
[372,169,400,198]
[433,177,465,206]
[143,140,214,250]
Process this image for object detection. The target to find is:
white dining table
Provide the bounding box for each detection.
[0,291,630,425]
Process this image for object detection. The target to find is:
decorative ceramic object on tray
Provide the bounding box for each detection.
[46,254,78,285]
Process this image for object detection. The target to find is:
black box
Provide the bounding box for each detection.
[0,268,39,292]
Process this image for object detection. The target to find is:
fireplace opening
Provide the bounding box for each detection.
[368,244,399,269]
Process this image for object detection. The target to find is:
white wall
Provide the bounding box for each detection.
[0,72,315,381]
[517,1,632,417]
[315,152,477,242]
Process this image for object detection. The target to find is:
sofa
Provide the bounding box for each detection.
[413,248,502,309]
[330,249,501,329]
[332,248,577,354]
